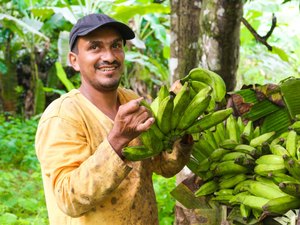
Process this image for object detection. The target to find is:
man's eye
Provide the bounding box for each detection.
[112,42,122,48]
[91,44,98,49]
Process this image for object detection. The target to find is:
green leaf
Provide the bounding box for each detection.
[55,62,75,91]
[0,60,8,74]
[111,3,170,22]
[272,46,289,62]
[34,79,46,115]
[0,213,17,225]
[0,13,49,41]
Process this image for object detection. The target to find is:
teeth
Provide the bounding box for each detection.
[99,67,116,71]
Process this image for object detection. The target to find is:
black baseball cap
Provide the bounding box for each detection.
[69,13,135,50]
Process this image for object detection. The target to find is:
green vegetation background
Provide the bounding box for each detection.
[1,0,300,224]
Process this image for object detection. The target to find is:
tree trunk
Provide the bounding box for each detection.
[0,63,19,115]
[199,0,243,91]
[170,0,201,84]
[171,0,243,224]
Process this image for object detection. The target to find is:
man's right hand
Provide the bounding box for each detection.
[108,97,154,157]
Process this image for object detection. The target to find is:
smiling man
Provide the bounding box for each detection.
[35,13,193,225]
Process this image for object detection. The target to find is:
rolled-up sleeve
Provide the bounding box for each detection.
[150,139,193,178]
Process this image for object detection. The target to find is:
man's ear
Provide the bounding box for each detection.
[68,52,80,71]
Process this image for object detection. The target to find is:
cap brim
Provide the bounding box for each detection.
[70,21,135,50]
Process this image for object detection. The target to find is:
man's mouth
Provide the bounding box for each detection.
[98,66,117,72]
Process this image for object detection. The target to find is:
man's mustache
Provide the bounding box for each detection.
[94,61,121,69]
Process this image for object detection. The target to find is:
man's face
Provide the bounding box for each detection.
[70,27,125,92]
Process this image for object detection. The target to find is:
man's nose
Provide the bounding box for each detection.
[101,49,116,63]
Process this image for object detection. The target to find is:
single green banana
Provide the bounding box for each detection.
[240,120,254,144]
[149,122,165,141]
[270,144,289,156]
[177,86,212,130]
[282,154,300,180]
[255,154,284,165]
[242,195,269,211]
[268,172,300,185]
[158,85,169,104]
[122,145,160,161]
[211,194,234,205]
[246,181,288,199]
[150,97,159,118]
[171,81,191,130]
[229,191,251,205]
[240,203,251,222]
[289,121,300,134]
[219,138,239,150]
[254,175,280,189]
[196,158,211,172]
[225,115,239,143]
[156,93,175,134]
[262,195,300,215]
[213,160,249,176]
[214,189,234,196]
[202,129,218,150]
[253,126,261,138]
[220,152,250,162]
[286,130,298,158]
[234,144,258,157]
[279,181,300,197]
[184,108,233,134]
[209,148,230,162]
[249,131,275,148]
[233,180,254,195]
[195,179,219,197]
[189,80,210,93]
[219,173,248,189]
[254,163,287,176]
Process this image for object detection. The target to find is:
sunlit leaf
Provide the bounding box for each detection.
[111,3,170,22]
[55,62,75,91]
[272,46,289,62]
[57,31,70,67]
[0,213,17,224]
[0,13,49,41]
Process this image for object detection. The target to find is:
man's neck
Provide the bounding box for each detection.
[79,85,120,120]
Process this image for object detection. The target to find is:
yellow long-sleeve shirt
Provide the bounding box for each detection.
[35,88,191,225]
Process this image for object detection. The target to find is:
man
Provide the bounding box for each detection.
[35,13,193,225]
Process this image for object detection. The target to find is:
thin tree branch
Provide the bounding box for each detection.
[241,14,277,51]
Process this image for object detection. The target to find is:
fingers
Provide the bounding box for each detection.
[136,117,155,132]
[121,97,144,115]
